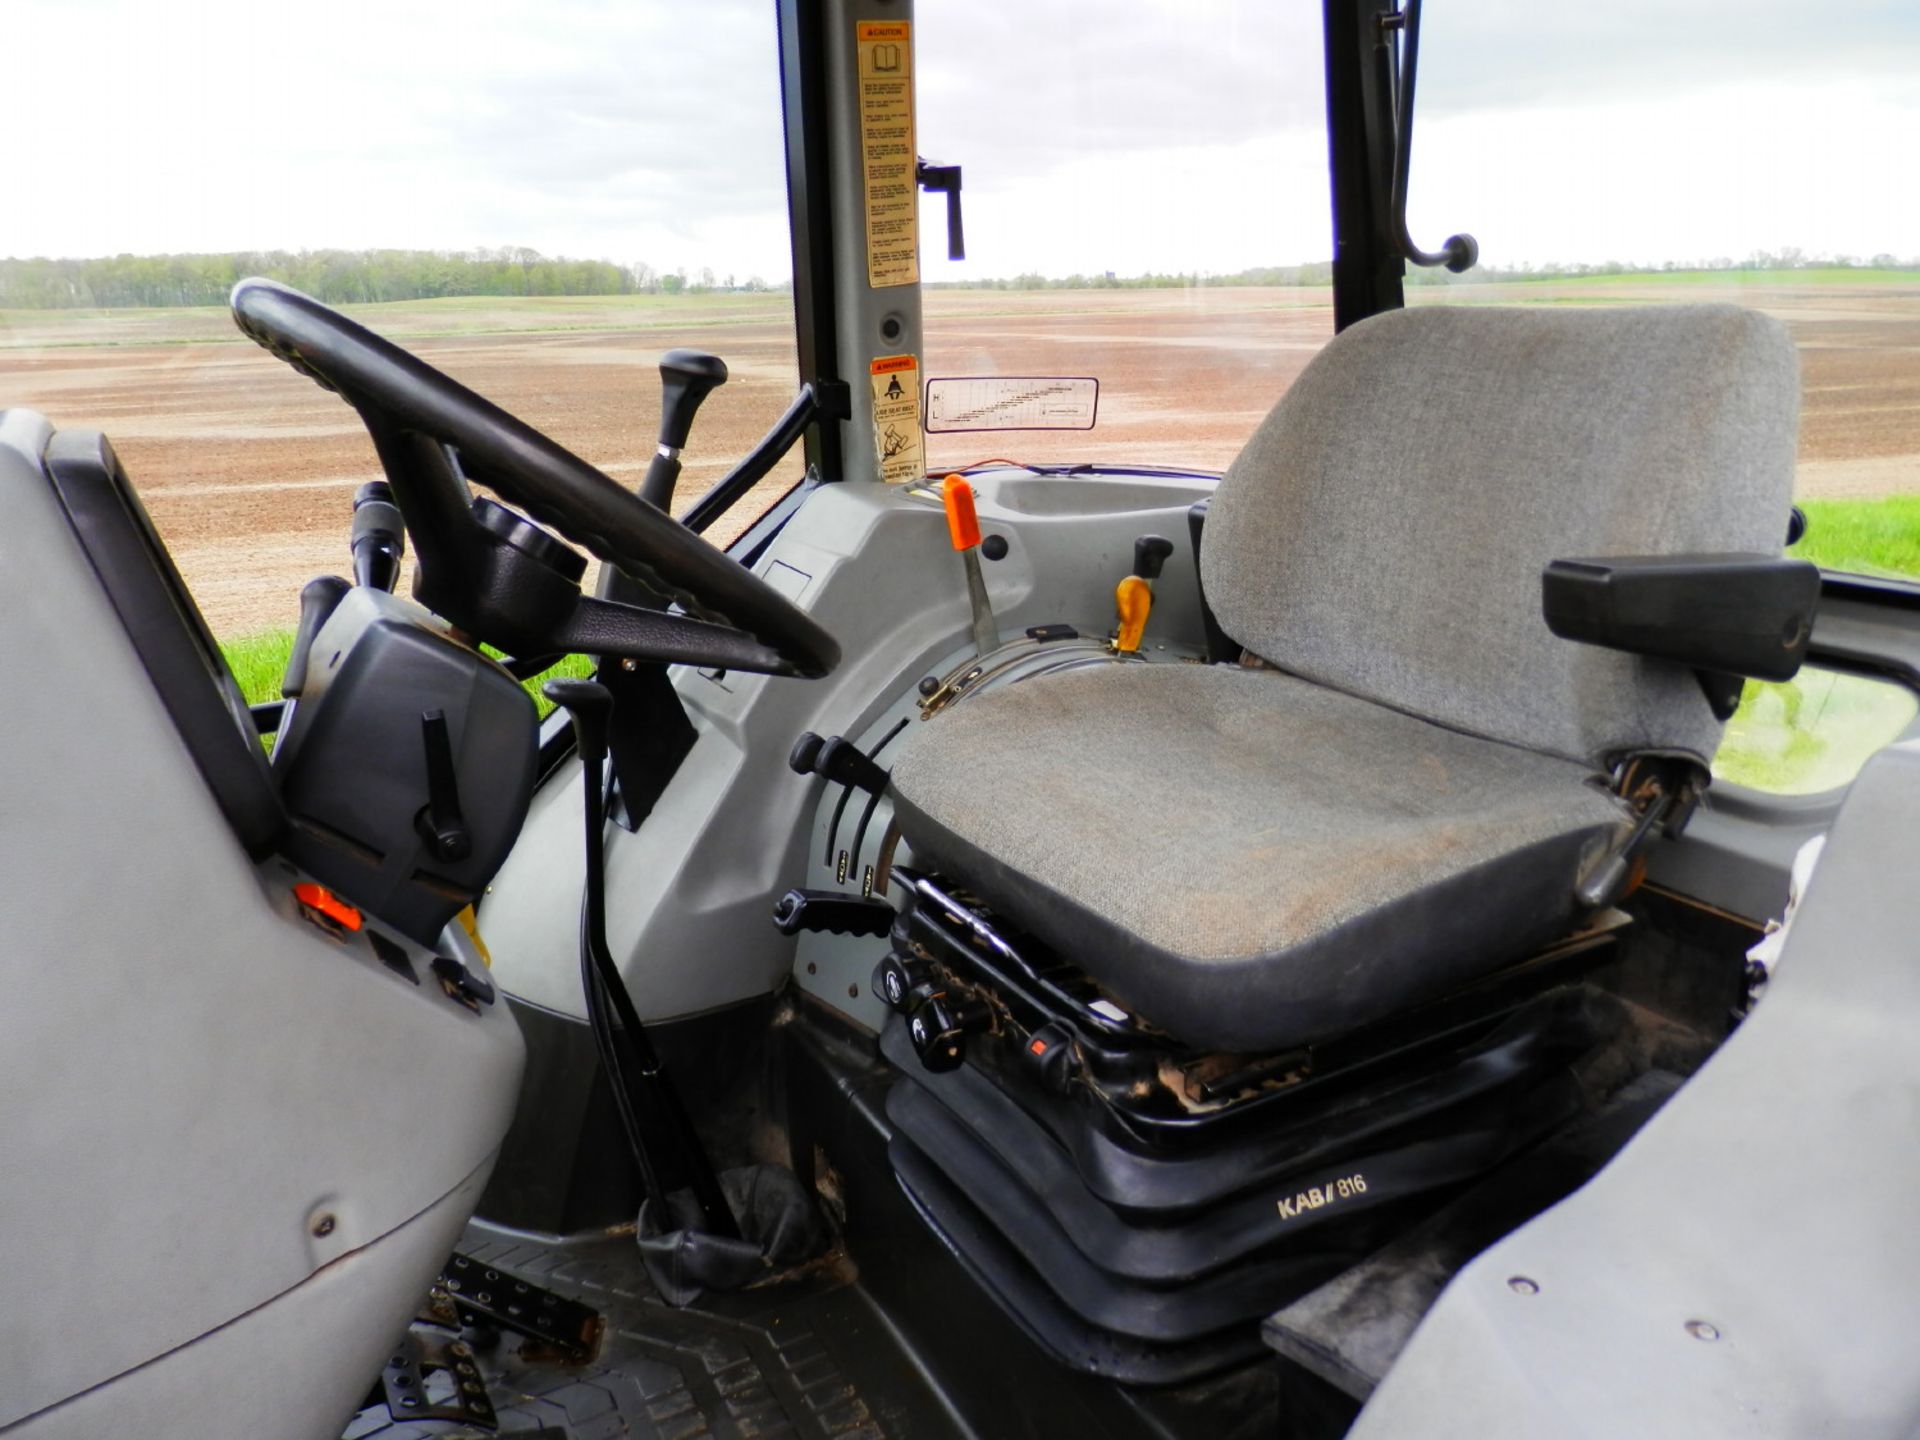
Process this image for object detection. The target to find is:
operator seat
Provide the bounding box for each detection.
[889,305,1798,1054]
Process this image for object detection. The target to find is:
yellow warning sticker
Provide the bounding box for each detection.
[870,354,924,484]
[856,20,918,289]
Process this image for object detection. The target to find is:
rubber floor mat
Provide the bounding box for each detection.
[341,1220,957,1440]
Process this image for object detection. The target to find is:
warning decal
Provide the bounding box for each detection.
[870,354,924,484]
[856,20,918,289]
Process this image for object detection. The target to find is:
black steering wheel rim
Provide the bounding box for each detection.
[230,277,838,678]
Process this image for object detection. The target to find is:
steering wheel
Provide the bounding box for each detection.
[230,278,839,679]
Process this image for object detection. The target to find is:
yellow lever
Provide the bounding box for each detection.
[1112,534,1174,654]
[1114,575,1152,654]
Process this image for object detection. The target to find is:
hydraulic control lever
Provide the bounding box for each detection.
[350,480,406,592]
[638,349,729,513]
[1113,533,1175,654]
[544,678,739,1239]
[281,574,350,699]
[788,731,890,796]
[941,474,999,657]
[773,888,895,938]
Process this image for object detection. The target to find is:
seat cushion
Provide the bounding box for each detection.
[889,663,1626,1054]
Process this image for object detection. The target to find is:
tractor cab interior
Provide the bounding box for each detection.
[4,2,1920,1439]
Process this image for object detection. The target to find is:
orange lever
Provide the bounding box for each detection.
[941,474,982,551]
[1114,575,1152,654]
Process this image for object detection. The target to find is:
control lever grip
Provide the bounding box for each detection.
[1132,534,1175,580]
[638,349,729,512]
[941,475,983,551]
[350,480,405,592]
[656,349,729,450]
[282,574,350,698]
[772,888,895,938]
[816,736,890,795]
[788,730,827,775]
[542,679,615,762]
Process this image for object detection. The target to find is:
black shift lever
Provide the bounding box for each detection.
[638,349,729,513]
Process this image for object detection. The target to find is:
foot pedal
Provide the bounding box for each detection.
[426,1251,605,1362]
[379,1331,497,1429]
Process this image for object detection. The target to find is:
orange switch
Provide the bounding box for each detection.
[294,882,362,932]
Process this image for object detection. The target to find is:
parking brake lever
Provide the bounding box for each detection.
[638,350,729,513]
[543,678,739,1240]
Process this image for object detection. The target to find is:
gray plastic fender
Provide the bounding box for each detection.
[1352,737,1920,1438]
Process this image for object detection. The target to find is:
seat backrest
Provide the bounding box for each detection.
[1202,304,1799,768]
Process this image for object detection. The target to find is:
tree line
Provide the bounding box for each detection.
[927,250,1919,292]
[0,248,781,309]
[5,245,1913,309]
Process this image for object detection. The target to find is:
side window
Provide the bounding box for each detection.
[1713,669,1918,796]
[1408,9,1920,792]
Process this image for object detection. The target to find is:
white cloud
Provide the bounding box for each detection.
[3,0,1916,276]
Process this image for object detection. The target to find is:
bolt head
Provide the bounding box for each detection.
[1685,1319,1721,1342]
[1507,1275,1540,1296]
[310,1213,337,1238]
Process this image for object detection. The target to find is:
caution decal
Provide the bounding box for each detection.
[870,354,924,484]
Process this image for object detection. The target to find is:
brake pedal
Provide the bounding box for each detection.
[428,1252,605,1363]
[377,1331,497,1429]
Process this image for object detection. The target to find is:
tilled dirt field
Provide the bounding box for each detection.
[2,282,1916,637]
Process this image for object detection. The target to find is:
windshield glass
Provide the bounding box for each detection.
[916,1,1331,473]
[919,3,1919,585]
[0,0,802,659]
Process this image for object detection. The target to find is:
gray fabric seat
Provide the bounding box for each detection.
[890,304,1801,1053]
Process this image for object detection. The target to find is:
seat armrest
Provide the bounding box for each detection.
[1542,553,1819,708]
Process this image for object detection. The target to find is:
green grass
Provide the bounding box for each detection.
[1791,495,1920,580]
[221,627,594,718]
[1713,669,1917,794]
[1708,494,1920,791]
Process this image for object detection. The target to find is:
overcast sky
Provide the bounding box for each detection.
[6,0,1918,277]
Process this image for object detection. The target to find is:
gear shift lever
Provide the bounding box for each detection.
[598,349,726,604]
[637,349,729,513]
